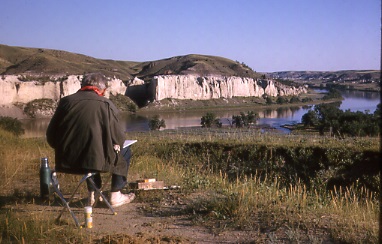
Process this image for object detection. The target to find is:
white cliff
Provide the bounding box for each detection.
[149,75,307,101]
[0,74,307,108]
[0,75,128,106]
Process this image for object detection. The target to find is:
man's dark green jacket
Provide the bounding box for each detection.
[46,90,127,176]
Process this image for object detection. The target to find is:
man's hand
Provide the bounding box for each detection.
[113,144,121,153]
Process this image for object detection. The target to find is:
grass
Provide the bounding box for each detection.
[0,128,379,243]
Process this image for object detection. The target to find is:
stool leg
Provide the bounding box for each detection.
[53,183,81,227]
[87,175,116,215]
[53,173,89,227]
[52,172,117,228]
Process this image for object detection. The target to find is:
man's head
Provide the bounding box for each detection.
[81,73,108,90]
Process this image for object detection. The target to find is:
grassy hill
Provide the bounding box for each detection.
[131,54,261,81]
[0,44,261,81]
[0,44,138,80]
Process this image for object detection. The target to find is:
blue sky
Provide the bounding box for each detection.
[1,0,380,72]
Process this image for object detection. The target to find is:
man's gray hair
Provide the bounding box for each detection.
[81,73,108,90]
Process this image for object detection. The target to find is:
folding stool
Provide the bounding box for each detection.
[51,171,117,228]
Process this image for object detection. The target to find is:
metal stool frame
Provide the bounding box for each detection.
[51,171,116,228]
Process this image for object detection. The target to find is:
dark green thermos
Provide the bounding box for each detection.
[40,157,51,199]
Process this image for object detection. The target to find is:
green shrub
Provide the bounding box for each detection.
[265,96,273,104]
[301,97,313,103]
[302,103,380,137]
[301,110,319,127]
[148,115,166,130]
[231,111,259,128]
[322,88,342,100]
[276,96,288,104]
[289,96,300,103]
[200,113,222,128]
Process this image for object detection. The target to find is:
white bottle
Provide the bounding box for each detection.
[84,206,93,228]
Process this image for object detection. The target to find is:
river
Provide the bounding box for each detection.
[21,90,380,137]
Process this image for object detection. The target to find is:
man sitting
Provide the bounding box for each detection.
[46,73,135,207]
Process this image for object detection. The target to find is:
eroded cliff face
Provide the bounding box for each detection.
[0,74,307,108]
[148,75,307,101]
[0,75,127,106]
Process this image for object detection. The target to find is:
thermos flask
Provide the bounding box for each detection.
[39,157,51,199]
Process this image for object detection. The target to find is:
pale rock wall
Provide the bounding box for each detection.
[128,77,145,86]
[0,76,19,105]
[0,74,307,107]
[263,80,278,97]
[0,75,127,106]
[276,82,306,96]
[149,75,307,101]
[105,78,128,97]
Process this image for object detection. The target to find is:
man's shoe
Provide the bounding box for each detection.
[87,191,103,206]
[110,191,135,207]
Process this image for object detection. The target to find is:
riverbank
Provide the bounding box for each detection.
[136,89,327,114]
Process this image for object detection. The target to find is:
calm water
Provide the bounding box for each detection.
[338,90,380,112]
[21,90,380,137]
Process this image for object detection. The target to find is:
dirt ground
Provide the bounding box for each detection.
[6,188,267,244]
[3,185,337,244]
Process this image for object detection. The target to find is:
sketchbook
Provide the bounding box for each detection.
[123,140,137,148]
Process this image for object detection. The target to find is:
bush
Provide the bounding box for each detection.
[148,115,166,130]
[265,96,273,105]
[301,110,319,127]
[289,96,301,103]
[301,97,313,103]
[231,111,259,128]
[322,88,342,100]
[301,103,380,137]
[201,113,222,128]
[0,116,25,136]
[276,96,288,104]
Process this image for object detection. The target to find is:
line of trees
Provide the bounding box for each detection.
[201,111,259,128]
[301,102,380,137]
[150,102,380,138]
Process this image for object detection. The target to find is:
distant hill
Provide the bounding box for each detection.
[266,70,380,82]
[0,44,261,81]
[0,44,138,80]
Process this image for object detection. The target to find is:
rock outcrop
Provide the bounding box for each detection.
[0,74,307,109]
[0,75,127,106]
[148,75,307,101]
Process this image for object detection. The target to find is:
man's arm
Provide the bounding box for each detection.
[46,103,64,148]
[107,101,126,150]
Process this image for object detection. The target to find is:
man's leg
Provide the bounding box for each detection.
[121,146,132,176]
[111,175,127,192]
[86,173,102,192]
[86,173,102,206]
[111,146,131,192]
[110,146,135,207]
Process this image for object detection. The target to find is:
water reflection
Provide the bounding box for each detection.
[341,90,380,99]
[21,118,51,138]
[340,90,380,112]
[21,90,380,138]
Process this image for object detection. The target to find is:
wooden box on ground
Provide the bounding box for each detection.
[129,179,164,190]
